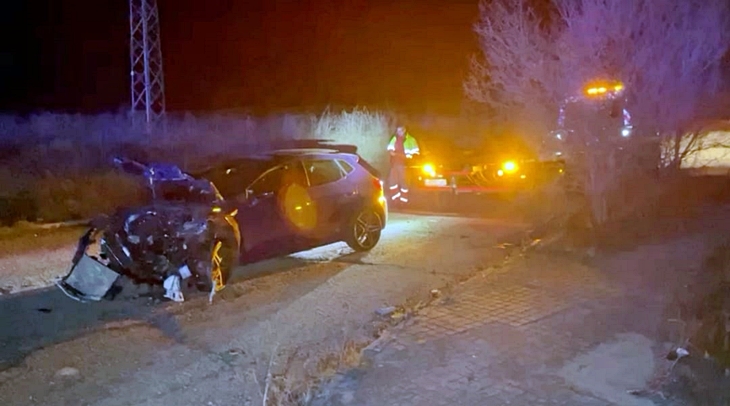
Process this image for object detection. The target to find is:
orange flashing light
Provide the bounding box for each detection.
[584,81,624,97]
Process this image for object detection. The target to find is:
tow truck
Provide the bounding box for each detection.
[546,79,634,157]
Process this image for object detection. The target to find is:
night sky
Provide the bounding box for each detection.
[1,0,479,115]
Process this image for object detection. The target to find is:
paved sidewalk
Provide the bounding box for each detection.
[314,237,710,406]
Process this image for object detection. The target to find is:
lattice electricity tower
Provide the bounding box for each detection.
[129,0,166,131]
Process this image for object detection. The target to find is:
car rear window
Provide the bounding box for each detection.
[303,159,345,186]
[336,159,354,174]
[354,155,380,179]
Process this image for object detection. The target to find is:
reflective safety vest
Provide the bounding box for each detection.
[387,133,420,156]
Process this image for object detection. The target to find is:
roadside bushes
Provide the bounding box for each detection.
[0,191,37,227]
[32,172,147,222]
[0,109,393,225]
[656,239,730,404]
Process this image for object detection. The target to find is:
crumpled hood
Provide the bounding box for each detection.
[112,157,224,205]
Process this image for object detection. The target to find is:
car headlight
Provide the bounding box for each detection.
[422,163,437,178]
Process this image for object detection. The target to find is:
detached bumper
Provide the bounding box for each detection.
[57,254,120,302]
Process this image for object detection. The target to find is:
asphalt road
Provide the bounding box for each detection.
[0,204,529,406]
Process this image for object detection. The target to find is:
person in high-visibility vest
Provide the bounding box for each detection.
[386,125,420,203]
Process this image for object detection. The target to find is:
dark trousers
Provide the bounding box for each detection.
[387,162,409,202]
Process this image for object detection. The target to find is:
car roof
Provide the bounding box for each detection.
[196,148,357,174]
[266,148,355,159]
[235,148,357,163]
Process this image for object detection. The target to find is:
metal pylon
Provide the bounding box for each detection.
[129,0,166,133]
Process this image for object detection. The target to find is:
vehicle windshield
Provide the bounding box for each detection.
[565,101,619,128]
[196,158,274,198]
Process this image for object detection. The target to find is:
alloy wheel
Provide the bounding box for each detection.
[353,211,382,250]
[210,240,226,292]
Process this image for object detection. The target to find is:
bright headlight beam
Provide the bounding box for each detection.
[422,163,437,178]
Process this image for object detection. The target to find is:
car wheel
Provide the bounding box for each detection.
[196,238,235,293]
[345,207,383,252]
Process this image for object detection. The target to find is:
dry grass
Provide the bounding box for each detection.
[0,109,395,225]
[256,294,445,406]
[246,339,368,406]
[311,108,393,173]
[33,172,147,222]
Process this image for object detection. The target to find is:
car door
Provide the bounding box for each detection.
[236,161,308,261]
[301,158,352,240]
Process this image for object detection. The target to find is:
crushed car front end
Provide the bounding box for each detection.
[56,158,240,303]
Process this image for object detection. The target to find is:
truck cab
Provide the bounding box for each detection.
[545,80,634,160]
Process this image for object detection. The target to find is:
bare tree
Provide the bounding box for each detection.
[557,0,730,169]
[467,0,730,228]
[464,0,564,139]
[469,0,729,135]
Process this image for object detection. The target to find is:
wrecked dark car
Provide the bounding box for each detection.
[56,157,241,303]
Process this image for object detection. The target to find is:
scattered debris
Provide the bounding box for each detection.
[430,289,441,299]
[209,280,217,304]
[54,367,80,379]
[389,309,405,321]
[666,347,690,361]
[163,274,184,302]
[375,306,396,317]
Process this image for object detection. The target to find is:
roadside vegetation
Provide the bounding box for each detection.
[465,1,730,402]
[466,0,730,243]
[0,109,393,225]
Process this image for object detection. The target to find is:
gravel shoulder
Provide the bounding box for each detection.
[0,225,85,294]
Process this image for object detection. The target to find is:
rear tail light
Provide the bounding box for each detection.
[372,176,382,190]
[373,176,386,206]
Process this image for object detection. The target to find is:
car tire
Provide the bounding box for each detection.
[344,207,383,252]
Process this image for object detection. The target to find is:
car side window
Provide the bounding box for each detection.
[281,161,308,187]
[303,159,345,187]
[248,162,307,197]
[336,159,354,175]
[248,166,284,197]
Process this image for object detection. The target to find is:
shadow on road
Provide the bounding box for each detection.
[0,286,163,372]
[0,255,322,373]
[393,191,526,220]
[229,256,317,284]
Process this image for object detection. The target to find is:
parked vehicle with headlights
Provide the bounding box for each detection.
[405,146,564,200]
